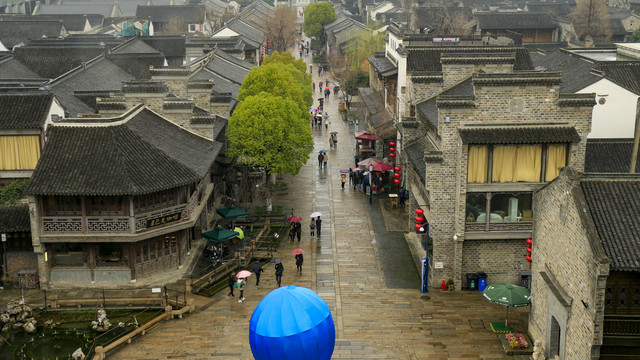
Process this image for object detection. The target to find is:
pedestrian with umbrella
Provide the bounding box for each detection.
[483,283,531,332]
[274,260,284,287]
[316,216,322,238]
[236,270,252,302]
[312,82,316,92]
[319,81,323,92]
[317,152,323,169]
[293,249,304,274]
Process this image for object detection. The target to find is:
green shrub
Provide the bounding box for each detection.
[0,179,29,205]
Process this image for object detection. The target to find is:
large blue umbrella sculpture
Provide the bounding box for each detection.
[249,285,335,360]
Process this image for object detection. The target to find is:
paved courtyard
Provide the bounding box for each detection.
[107,53,529,359]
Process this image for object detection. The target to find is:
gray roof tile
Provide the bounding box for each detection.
[0,204,31,232]
[0,92,52,129]
[585,139,640,173]
[581,178,640,271]
[0,20,65,49]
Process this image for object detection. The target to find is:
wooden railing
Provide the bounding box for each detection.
[465,221,533,232]
[604,316,640,336]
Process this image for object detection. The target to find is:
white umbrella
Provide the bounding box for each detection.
[310,212,322,217]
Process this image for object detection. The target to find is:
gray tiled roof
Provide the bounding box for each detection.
[204,50,253,85]
[416,77,473,129]
[581,178,640,271]
[50,56,134,116]
[598,63,640,95]
[0,14,104,32]
[136,5,205,23]
[0,56,41,79]
[0,92,53,129]
[476,12,558,30]
[0,204,31,233]
[530,49,601,93]
[367,52,396,76]
[406,47,533,72]
[585,139,640,173]
[112,38,162,55]
[37,2,120,17]
[25,107,219,196]
[0,20,65,49]
[14,45,106,79]
[459,125,581,144]
[405,141,425,184]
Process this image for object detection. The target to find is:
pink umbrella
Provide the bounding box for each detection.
[236,270,252,278]
[288,216,302,223]
[358,157,383,167]
[291,249,304,255]
[354,131,379,141]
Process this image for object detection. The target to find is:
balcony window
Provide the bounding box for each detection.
[466,192,533,224]
[52,243,86,266]
[134,189,179,213]
[86,196,126,216]
[467,144,567,184]
[97,243,127,266]
[43,196,82,216]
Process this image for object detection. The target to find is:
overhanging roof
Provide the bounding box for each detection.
[459,125,581,144]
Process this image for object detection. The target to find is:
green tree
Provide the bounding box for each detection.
[0,179,29,205]
[227,92,313,176]
[262,51,307,74]
[239,62,312,116]
[303,2,337,44]
[631,27,640,42]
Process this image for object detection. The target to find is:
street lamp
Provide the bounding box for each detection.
[368,164,373,204]
[1,233,7,278]
[419,222,429,293]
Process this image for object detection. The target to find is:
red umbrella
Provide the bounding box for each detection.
[325,86,331,90]
[291,249,304,255]
[288,216,302,223]
[371,162,393,171]
[354,131,379,141]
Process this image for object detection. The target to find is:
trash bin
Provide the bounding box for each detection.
[466,273,478,291]
[477,272,488,291]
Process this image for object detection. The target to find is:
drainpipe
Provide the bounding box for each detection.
[630,98,640,173]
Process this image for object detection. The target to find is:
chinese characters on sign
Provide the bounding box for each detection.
[146,213,182,228]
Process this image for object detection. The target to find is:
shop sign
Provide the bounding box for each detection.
[147,213,181,228]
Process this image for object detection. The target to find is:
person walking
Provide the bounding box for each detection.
[319,81,323,92]
[295,253,304,274]
[316,216,322,238]
[275,262,284,287]
[227,271,236,298]
[253,260,263,287]
[323,152,328,169]
[312,82,316,92]
[289,222,296,242]
[323,112,329,130]
[295,221,302,242]
[310,218,315,237]
[324,88,330,100]
[341,173,347,189]
[237,278,246,302]
[317,152,323,168]
[349,168,354,185]
[309,64,313,74]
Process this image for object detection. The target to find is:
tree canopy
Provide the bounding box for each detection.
[264,7,298,53]
[303,2,337,44]
[632,27,640,42]
[227,93,313,175]
[261,51,307,74]
[572,0,611,42]
[238,62,312,116]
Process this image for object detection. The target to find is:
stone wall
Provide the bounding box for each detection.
[528,168,609,360]
[5,251,38,281]
[461,239,529,284]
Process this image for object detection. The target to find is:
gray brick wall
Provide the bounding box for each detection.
[528,168,609,359]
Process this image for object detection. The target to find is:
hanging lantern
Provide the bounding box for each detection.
[415,216,425,223]
[526,246,532,254]
[393,173,401,179]
[526,255,532,262]
[389,153,396,158]
[390,142,396,146]
[414,223,422,230]
[394,179,401,184]
[416,209,424,215]
[389,147,396,152]
[526,238,533,245]
[394,166,402,172]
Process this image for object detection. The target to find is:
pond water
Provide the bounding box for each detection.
[0,309,162,360]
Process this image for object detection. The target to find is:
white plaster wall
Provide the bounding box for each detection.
[213,27,239,38]
[578,78,639,138]
[370,3,393,21]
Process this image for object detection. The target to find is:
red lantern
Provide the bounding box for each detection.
[526,255,532,262]
[415,216,425,223]
[393,173,401,178]
[416,209,424,215]
[394,166,402,172]
[526,246,532,254]
[389,147,396,152]
[394,178,401,184]
[526,238,533,245]
[389,153,396,158]
[390,142,396,146]
[415,223,422,230]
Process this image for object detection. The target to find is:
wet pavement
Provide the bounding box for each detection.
[0,47,530,359]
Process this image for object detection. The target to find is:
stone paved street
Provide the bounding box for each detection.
[106,51,529,359]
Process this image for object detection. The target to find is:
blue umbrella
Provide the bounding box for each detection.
[249,286,335,360]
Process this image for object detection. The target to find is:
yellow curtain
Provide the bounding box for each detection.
[545,144,567,181]
[467,145,489,183]
[0,136,41,170]
[492,145,517,182]
[514,145,542,182]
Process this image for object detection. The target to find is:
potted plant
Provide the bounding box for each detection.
[446,279,454,291]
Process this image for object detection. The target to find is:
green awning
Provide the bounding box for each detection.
[202,227,240,242]
[216,206,250,219]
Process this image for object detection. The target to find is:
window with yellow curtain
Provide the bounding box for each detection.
[492,145,517,182]
[0,136,41,170]
[545,144,567,181]
[514,145,542,182]
[467,145,489,183]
